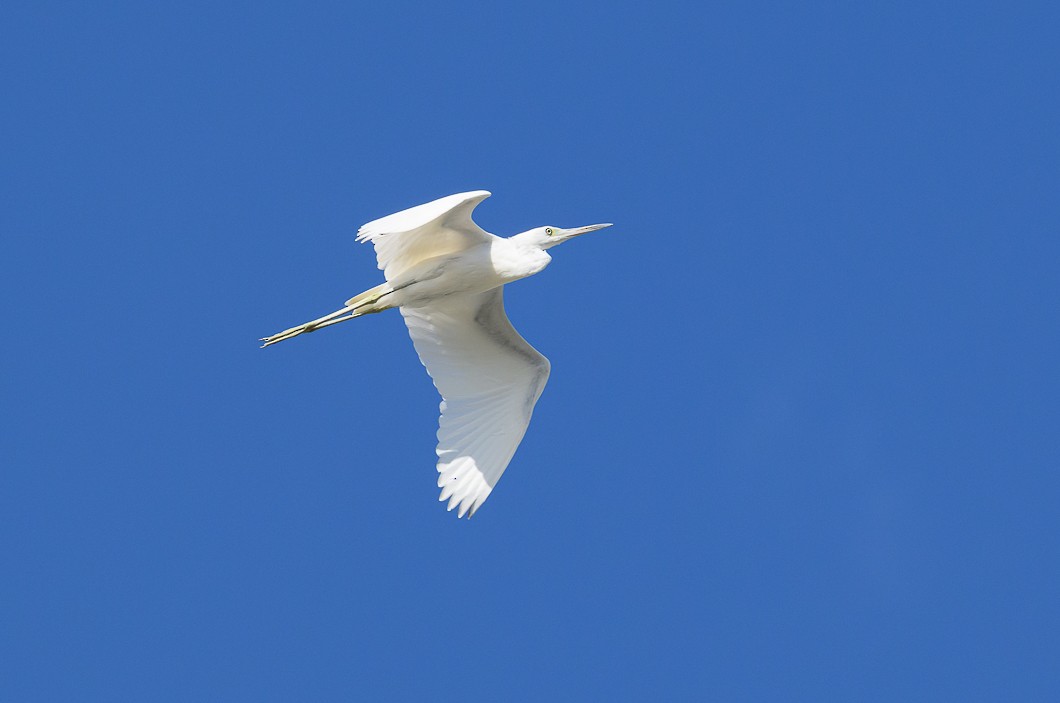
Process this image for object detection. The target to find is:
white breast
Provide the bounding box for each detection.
[489,238,552,283]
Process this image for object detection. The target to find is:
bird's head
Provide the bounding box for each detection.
[513,223,613,250]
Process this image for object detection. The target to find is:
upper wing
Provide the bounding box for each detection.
[355,190,493,281]
[400,287,551,518]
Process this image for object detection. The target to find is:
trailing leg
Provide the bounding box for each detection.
[260,282,393,348]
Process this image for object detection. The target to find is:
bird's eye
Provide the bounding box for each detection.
[545,228,554,236]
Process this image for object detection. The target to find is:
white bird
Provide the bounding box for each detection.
[262,191,612,518]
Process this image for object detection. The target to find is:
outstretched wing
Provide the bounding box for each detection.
[355,190,493,281]
[400,287,551,518]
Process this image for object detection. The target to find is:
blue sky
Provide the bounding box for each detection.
[2,1,1058,700]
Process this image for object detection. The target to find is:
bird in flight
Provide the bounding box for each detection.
[262,191,612,518]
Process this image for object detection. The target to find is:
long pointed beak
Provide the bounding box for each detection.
[561,223,613,239]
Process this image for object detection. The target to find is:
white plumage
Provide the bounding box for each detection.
[262,191,612,517]
[356,191,492,280]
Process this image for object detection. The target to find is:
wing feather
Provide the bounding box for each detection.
[400,287,550,517]
[355,191,492,281]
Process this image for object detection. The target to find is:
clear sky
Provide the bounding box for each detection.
[2,1,1058,700]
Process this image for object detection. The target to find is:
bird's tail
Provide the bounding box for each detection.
[260,283,393,348]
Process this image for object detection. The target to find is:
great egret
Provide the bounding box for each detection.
[262,191,612,518]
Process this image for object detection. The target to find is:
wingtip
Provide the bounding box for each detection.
[448,189,491,206]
